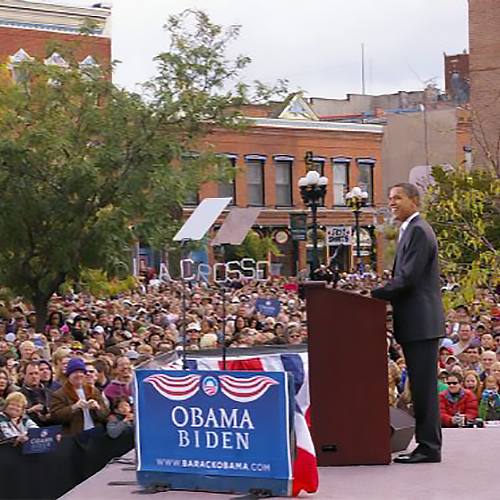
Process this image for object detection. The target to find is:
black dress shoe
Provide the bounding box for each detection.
[393,451,441,464]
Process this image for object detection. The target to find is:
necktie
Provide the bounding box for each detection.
[398,226,405,243]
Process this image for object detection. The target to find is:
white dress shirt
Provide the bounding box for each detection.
[398,211,419,242]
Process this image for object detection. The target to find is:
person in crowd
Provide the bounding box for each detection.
[0,368,17,410]
[52,347,71,387]
[184,323,201,351]
[478,375,500,421]
[107,397,134,439]
[437,369,449,393]
[45,311,64,334]
[463,370,482,401]
[0,392,38,443]
[38,360,59,392]
[199,333,218,349]
[20,361,51,426]
[51,358,108,435]
[481,333,495,352]
[93,359,110,392]
[271,321,283,338]
[388,362,401,406]
[439,346,454,369]
[489,361,500,386]
[285,323,303,344]
[397,379,414,416]
[439,373,478,427]
[463,345,482,374]
[18,341,36,362]
[104,356,133,405]
[480,350,497,381]
[452,323,473,357]
[233,316,247,335]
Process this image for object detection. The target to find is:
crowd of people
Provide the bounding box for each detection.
[389,301,500,427]
[0,275,314,444]
[1,268,500,445]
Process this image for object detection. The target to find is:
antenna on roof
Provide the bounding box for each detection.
[361,43,366,95]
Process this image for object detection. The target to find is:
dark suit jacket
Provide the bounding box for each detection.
[372,214,445,343]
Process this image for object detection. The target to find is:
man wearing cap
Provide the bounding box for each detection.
[185,323,201,350]
[51,358,108,435]
[372,183,444,464]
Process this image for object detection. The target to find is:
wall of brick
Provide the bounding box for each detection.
[195,122,385,274]
[0,26,111,65]
[469,0,500,168]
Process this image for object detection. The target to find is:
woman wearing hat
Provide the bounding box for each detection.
[50,358,109,435]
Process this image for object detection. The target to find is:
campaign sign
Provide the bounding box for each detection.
[254,299,281,317]
[23,425,62,454]
[135,369,293,496]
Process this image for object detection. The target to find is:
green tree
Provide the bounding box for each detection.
[224,230,281,262]
[0,10,282,328]
[425,166,500,308]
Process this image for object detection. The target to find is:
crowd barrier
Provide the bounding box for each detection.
[0,428,134,500]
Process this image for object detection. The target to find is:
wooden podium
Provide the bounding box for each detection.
[304,282,391,466]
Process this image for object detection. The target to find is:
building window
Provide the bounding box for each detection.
[358,159,375,204]
[44,52,69,69]
[79,55,98,70]
[8,49,33,84]
[274,155,293,207]
[246,155,265,206]
[217,154,237,204]
[182,152,200,206]
[333,158,350,206]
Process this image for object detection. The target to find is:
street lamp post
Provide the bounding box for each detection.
[346,186,368,274]
[298,170,328,279]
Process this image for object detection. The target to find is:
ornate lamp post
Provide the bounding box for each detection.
[298,170,328,279]
[346,186,368,274]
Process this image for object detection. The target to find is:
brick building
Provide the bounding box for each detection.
[190,95,385,276]
[444,52,470,105]
[469,0,500,168]
[0,0,111,73]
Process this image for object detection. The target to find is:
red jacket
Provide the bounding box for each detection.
[439,389,478,427]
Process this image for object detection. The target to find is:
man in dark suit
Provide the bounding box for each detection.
[372,182,445,464]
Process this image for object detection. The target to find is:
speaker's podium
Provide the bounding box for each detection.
[304,282,391,466]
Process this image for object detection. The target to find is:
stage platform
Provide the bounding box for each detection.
[60,428,496,500]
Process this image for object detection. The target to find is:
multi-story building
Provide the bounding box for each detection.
[189,94,385,276]
[306,53,471,197]
[444,52,470,105]
[0,0,111,74]
[469,0,500,169]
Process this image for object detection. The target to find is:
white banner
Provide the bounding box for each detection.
[326,226,352,246]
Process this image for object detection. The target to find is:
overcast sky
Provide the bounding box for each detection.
[68,0,469,99]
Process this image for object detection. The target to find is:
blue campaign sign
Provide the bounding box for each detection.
[135,369,293,496]
[254,298,281,317]
[23,425,62,454]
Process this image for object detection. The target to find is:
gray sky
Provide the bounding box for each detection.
[69,0,469,99]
